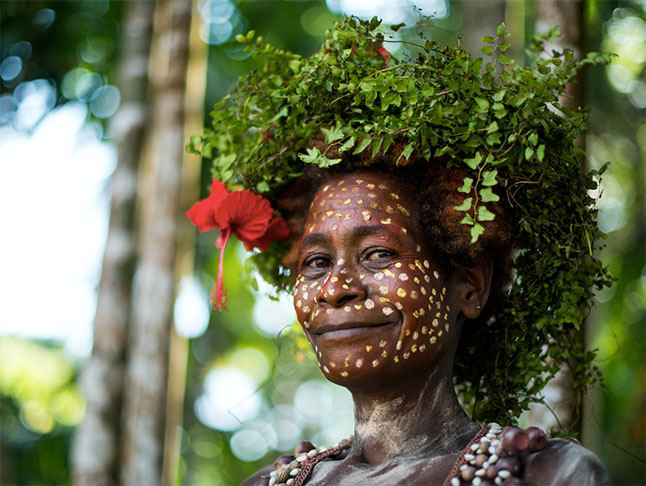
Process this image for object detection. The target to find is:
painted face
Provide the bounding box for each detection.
[293,172,458,387]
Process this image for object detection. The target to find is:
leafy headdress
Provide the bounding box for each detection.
[188,17,612,424]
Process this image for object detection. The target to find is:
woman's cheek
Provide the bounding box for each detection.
[293,275,319,329]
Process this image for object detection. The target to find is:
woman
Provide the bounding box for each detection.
[186,17,612,486]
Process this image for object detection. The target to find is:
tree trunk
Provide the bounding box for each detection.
[529,0,585,435]
[119,1,192,484]
[71,2,156,484]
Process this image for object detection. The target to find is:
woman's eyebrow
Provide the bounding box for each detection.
[301,232,330,248]
[351,224,405,245]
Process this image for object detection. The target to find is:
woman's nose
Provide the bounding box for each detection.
[316,265,367,307]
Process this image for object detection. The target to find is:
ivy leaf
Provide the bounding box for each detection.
[460,214,475,225]
[401,143,414,161]
[481,36,495,44]
[353,137,372,155]
[525,146,535,160]
[298,147,342,167]
[537,144,545,162]
[477,206,496,221]
[458,177,474,193]
[470,223,484,243]
[338,136,356,153]
[496,22,507,38]
[493,89,506,101]
[482,45,493,56]
[479,187,500,202]
[217,153,236,170]
[256,181,270,193]
[464,152,483,170]
[322,126,344,144]
[474,97,490,111]
[528,132,538,146]
[453,197,472,212]
[482,169,498,186]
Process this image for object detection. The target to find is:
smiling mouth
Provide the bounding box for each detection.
[312,320,398,339]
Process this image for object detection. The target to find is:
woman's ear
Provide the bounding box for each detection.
[450,256,493,320]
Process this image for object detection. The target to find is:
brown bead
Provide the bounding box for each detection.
[526,426,547,452]
[274,455,293,468]
[294,440,316,455]
[474,454,488,467]
[502,427,529,455]
[497,456,522,476]
[486,465,498,479]
[461,466,476,481]
[479,440,490,453]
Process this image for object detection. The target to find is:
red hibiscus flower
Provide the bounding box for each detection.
[186,180,290,311]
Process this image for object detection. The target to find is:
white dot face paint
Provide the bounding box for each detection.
[294,172,459,385]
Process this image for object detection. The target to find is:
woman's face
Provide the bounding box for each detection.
[294,172,461,388]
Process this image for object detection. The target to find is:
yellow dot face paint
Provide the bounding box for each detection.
[294,172,456,384]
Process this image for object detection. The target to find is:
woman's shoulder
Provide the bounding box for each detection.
[523,437,611,485]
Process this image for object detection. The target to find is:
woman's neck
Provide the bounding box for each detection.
[347,362,478,466]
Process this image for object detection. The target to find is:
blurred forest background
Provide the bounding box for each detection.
[0,0,643,485]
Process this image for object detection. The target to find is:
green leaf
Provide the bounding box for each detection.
[299,147,323,164]
[338,136,356,153]
[391,22,406,32]
[453,197,472,212]
[481,36,495,44]
[474,97,490,111]
[482,169,498,186]
[401,143,414,161]
[481,45,493,56]
[371,138,384,158]
[528,132,538,146]
[246,30,256,41]
[458,177,474,193]
[499,42,511,52]
[321,126,344,143]
[525,146,535,160]
[496,22,507,38]
[537,144,545,162]
[235,34,246,43]
[256,181,270,193]
[470,223,484,243]
[493,89,506,102]
[353,137,372,154]
[479,187,500,202]
[464,152,483,170]
[217,153,236,170]
[478,206,496,221]
[460,214,474,225]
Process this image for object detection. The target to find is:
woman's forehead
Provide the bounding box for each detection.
[309,172,414,211]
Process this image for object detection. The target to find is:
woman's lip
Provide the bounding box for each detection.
[312,320,397,336]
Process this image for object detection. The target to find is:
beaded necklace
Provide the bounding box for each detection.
[267,424,548,486]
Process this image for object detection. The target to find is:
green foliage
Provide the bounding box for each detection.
[190,17,613,423]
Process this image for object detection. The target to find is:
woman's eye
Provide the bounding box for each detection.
[365,248,395,261]
[304,255,330,269]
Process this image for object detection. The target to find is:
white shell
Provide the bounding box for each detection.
[495,477,502,485]
[488,446,496,455]
[290,468,300,477]
[451,478,461,486]
[286,479,294,486]
[473,478,482,486]
[269,477,277,486]
[475,468,486,477]
[471,444,480,451]
[464,453,475,461]
[296,454,307,462]
[499,470,511,479]
[307,449,318,458]
[489,454,499,464]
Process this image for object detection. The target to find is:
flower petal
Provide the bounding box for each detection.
[214,190,273,244]
[244,217,290,251]
[186,179,229,232]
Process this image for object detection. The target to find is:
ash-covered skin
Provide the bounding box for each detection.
[242,172,611,486]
